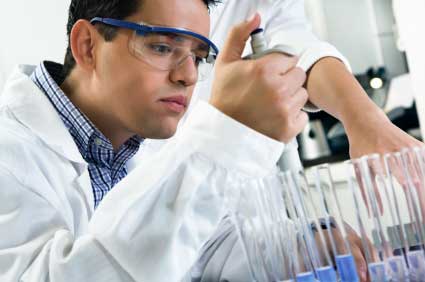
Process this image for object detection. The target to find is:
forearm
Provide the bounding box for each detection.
[305,57,389,132]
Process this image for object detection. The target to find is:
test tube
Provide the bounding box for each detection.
[361,154,409,282]
[316,164,360,282]
[346,158,393,282]
[384,151,425,281]
[293,170,338,282]
[255,175,294,280]
[230,179,272,282]
[400,149,425,281]
[401,148,425,231]
[281,172,317,282]
[359,155,405,282]
[231,174,299,282]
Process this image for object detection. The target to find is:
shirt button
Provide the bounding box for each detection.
[95,138,103,146]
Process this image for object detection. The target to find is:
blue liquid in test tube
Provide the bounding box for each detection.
[336,254,360,282]
[316,266,337,282]
[295,272,316,282]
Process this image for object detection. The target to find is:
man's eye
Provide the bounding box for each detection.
[149,44,173,55]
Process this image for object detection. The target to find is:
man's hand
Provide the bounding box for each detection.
[210,14,308,143]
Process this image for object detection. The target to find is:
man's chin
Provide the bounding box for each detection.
[144,127,178,140]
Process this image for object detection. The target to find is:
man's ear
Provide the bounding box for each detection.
[70,19,100,72]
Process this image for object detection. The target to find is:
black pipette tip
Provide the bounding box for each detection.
[250,28,264,35]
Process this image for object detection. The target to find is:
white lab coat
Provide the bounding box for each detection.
[0,65,283,281]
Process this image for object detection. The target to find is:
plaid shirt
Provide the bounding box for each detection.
[31,61,143,208]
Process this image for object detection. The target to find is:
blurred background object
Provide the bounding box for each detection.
[299,119,332,162]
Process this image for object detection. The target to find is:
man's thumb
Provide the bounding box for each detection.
[218,13,261,63]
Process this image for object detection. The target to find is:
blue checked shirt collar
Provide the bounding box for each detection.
[30,61,143,207]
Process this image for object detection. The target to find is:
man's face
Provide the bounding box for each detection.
[94,0,210,139]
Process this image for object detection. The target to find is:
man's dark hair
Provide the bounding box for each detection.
[63,0,220,78]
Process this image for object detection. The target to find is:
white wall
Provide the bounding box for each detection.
[320,0,383,74]
[0,1,70,91]
[373,0,408,78]
[0,51,6,92]
[393,0,425,138]
[305,0,406,76]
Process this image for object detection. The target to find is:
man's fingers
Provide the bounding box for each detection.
[330,224,369,282]
[351,244,368,282]
[218,13,261,63]
[293,111,309,134]
[256,53,299,77]
[276,67,307,98]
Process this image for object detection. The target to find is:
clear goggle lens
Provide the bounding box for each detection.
[129,31,216,81]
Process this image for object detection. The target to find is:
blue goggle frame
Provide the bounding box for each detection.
[90,17,219,62]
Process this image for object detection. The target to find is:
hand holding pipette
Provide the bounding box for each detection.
[210,13,308,144]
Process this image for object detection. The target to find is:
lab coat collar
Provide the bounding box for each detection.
[1,65,87,167]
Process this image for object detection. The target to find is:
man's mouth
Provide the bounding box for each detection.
[160,95,188,113]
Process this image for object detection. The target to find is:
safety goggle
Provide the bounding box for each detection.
[90,17,219,81]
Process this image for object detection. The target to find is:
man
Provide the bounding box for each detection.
[0,0,310,281]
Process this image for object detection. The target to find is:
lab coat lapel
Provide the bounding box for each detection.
[1,65,95,213]
[72,167,94,217]
[1,65,85,164]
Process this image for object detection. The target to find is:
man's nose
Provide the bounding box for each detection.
[169,55,198,86]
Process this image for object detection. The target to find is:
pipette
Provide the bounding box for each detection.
[246,28,304,174]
